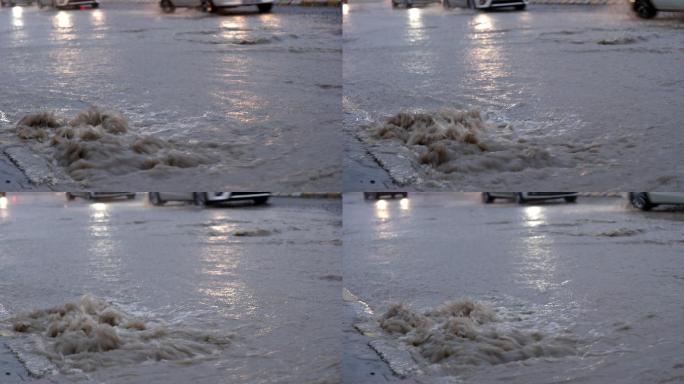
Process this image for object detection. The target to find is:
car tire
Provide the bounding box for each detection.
[149,193,165,206]
[364,192,376,200]
[193,192,207,206]
[634,0,656,18]
[160,0,175,13]
[91,1,99,7]
[253,197,269,205]
[482,193,495,204]
[564,196,577,203]
[257,3,272,12]
[201,0,214,12]
[515,193,526,204]
[66,193,75,201]
[514,3,525,10]
[127,194,136,200]
[630,192,654,211]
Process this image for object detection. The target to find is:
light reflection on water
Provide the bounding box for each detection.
[198,213,257,319]
[518,206,557,292]
[88,202,122,283]
[11,6,23,28]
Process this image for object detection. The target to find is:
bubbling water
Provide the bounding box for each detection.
[6,295,232,374]
[379,300,577,370]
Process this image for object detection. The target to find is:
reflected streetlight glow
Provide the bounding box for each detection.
[90,9,105,27]
[523,206,545,228]
[53,11,73,30]
[375,199,389,220]
[399,198,410,211]
[406,8,424,43]
[473,13,494,32]
[11,6,23,28]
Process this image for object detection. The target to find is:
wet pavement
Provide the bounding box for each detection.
[0,193,341,383]
[343,2,684,191]
[343,193,684,383]
[0,4,341,191]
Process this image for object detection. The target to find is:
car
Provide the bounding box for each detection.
[630,0,684,19]
[482,192,578,204]
[66,192,136,201]
[1,0,34,7]
[159,0,272,14]
[391,0,439,8]
[443,0,526,10]
[628,192,684,211]
[363,192,408,200]
[37,0,98,9]
[149,192,271,206]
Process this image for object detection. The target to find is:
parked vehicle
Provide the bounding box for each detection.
[159,0,272,13]
[443,0,526,10]
[482,192,578,204]
[628,192,684,211]
[66,192,136,201]
[630,0,684,19]
[37,0,98,8]
[363,192,408,200]
[149,192,271,206]
[1,0,34,7]
[391,0,439,8]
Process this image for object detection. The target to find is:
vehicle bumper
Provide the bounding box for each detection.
[213,0,272,6]
[474,0,526,8]
[205,192,271,202]
[524,192,578,200]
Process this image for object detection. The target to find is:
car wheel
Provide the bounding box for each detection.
[630,193,653,211]
[514,3,525,10]
[127,194,136,200]
[88,193,97,200]
[160,0,175,13]
[482,193,494,204]
[193,192,207,206]
[149,193,165,206]
[91,1,99,7]
[66,193,75,201]
[257,3,272,12]
[564,196,577,203]
[201,0,214,12]
[634,0,656,18]
[253,197,269,205]
[364,192,375,200]
[515,193,526,204]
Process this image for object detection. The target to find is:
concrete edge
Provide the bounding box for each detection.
[2,146,57,187]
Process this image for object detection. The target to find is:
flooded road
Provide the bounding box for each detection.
[0,193,341,383]
[344,2,684,190]
[343,193,684,383]
[0,4,341,190]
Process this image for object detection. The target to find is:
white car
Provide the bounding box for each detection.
[160,0,272,13]
[482,192,578,204]
[629,192,684,211]
[37,0,98,9]
[630,0,684,18]
[149,192,270,206]
[443,0,526,10]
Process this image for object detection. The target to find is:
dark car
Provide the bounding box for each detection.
[482,192,578,204]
